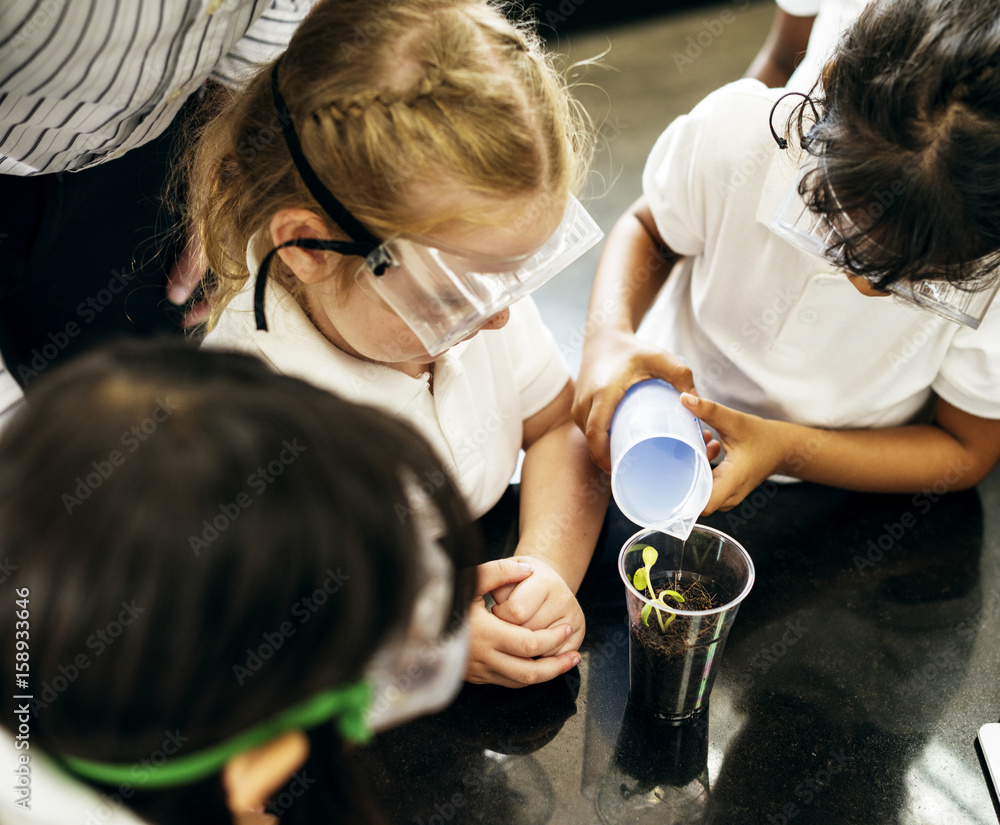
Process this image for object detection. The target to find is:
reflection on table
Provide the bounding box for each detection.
[356,482,999,825]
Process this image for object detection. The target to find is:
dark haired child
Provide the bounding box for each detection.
[0,340,509,825]
[574,0,1000,514]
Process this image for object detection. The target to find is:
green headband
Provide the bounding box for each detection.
[61,680,372,789]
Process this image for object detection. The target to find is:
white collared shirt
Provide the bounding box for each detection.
[0,730,147,825]
[639,79,1000,429]
[0,0,318,175]
[202,275,570,518]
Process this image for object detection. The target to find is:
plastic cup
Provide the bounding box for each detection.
[618,525,754,723]
[609,379,712,540]
[597,699,710,824]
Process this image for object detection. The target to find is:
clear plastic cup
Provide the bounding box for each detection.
[609,379,712,540]
[618,526,754,723]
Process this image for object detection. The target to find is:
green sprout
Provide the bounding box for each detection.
[631,544,685,633]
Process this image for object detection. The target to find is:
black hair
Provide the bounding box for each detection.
[0,339,481,824]
[789,0,1000,290]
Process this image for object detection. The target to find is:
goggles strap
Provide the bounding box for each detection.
[271,59,381,250]
[769,91,821,150]
[254,238,375,331]
[60,681,372,789]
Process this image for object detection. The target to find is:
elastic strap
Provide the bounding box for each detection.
[271,60,381,248]
[254,238,374,331]
[769,91,821,150]
[61,681,372,789]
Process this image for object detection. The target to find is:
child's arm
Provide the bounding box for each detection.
[744,7,816,88]
[479,379,608,683]
[572,197,693,471]
[680,392,1000,513]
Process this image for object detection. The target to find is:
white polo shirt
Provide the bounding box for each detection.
[639,79,1000,429]
[0,730,146,825]
[203,275,569,518]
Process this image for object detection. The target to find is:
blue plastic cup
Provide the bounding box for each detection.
[609,379,712,540]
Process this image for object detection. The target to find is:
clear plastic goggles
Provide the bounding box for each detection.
[365,623,469,733]
[364,481,469,732]
[769,154,1000,329]
[356,196,603,356]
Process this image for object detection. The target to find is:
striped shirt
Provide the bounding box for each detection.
[0,0,318,176]
[0,0,317,418]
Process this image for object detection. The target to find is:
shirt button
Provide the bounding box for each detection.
[799,309,818,324]
[166,87,186,102]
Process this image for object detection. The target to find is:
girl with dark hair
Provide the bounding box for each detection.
[0,339,500,824]
[574,0,1000,513]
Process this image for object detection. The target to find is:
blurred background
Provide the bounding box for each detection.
[527,0,775,374]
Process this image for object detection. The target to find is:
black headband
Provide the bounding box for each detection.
[768,91,821,150]
[253,60,386,331]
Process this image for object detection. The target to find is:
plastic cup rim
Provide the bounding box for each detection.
[618,524,755,616]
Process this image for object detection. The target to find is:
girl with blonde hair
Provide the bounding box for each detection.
[193,0,608,688]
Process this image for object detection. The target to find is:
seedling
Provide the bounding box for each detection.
[631,544,685,633]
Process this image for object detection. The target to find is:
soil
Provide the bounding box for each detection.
[628,571,733,722]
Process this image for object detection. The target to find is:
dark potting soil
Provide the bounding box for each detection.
[629,571,732,721]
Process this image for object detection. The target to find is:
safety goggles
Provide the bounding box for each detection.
[257,61,603,356]
[61,625,467,791]
[364,493,469,731]
[353,195,602,355]
[61,486,468,789]
[769,153,1000,329]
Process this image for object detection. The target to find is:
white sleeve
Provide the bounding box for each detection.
[932,308,1000,419]
[641,107,710,258]
[775,0,821,16]
[642,79,776,259]
[212,0,319,87]
[503,297,570,419]
[0,731,148,825]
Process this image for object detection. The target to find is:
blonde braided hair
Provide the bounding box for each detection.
[188,0,593,329]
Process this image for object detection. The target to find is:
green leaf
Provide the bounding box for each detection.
[663,613,676,630]
[641,546,658,568]
[641,603,653,626]
[633,568,648,591]
[659,589,685,604]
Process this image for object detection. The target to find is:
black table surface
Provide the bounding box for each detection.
[358,474,1000,825]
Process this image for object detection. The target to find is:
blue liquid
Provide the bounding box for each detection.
[615,437,698,526]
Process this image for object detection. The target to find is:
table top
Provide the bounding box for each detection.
[358,477,1000,825]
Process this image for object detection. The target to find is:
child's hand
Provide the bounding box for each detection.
[573,327,697,472]
[490,555,586,657]
[680,393,789,513]
[464,558,582,689]
[166,224,212,328]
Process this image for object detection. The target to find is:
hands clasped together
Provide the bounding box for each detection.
[464,556,585,690]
